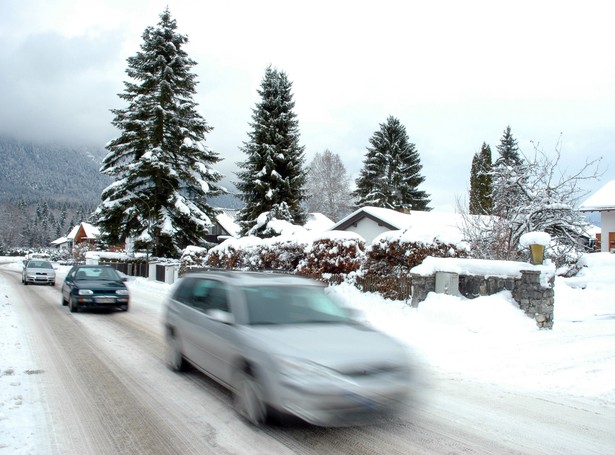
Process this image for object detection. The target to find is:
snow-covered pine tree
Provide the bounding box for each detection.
[492,126,528,224]
[469,142,493,215]
[305,149,353,222]
[354,116,431,211]
[235,66,307,236]
[94,8,225,258]
[460,136,601,267]
[495,125,522,166]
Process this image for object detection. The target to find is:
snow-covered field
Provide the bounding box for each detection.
[1,253,614,451]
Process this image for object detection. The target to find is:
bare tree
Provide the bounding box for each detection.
[305,150,353,222]
[458,138,602,268]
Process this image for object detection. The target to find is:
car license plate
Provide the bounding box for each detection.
[96,297,115,304]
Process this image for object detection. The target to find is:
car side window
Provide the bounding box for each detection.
[173,278,197,306]
[190,280,229,313]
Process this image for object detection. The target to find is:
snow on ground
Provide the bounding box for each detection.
[1,253,615,451]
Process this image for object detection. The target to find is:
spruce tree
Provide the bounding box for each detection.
[469,142,493,215]
[495,125,522,167]
[94,8,224,258]
[235,66,307,236]
[492,126,527,222]
[354,116,430,211]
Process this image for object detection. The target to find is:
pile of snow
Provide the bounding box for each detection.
[520,231,552,247]
[412,256,556,280]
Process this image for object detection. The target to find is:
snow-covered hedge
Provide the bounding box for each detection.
[297,232,365,279]
[356,230,469,299]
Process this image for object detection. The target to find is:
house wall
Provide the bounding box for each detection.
[601,211,615,252]
[343,218,389,244]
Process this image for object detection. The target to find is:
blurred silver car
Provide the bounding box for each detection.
[22,259,56,286]
[163,271,412,427]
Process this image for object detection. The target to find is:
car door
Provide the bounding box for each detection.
[62,267,77,302]
[185,279,237,385]
[166,277,202,365]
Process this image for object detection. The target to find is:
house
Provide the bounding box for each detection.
[329,206,469,245]
[204,208,241,244]
[579,180,615,252]
[51,222,100,251]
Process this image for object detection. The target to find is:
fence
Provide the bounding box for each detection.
[103,261,149,278]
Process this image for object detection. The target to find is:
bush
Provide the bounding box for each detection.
[360,236,468,300]
[297,236,365,278]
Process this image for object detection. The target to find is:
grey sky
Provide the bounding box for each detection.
[1,0,613,212]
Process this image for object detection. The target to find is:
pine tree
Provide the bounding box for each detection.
[469,142,493,215]
[354,116,430,211]
[495,125,522,167]
[235,66,307,236]
[492,126,527,223]
[305,149,353,221]
[94,8,224,257]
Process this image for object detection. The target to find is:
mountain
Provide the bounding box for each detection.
[0,136,111,204]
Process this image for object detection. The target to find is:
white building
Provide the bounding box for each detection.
[580,180,615,252]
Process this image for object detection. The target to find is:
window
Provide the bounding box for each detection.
[190,280,229,313]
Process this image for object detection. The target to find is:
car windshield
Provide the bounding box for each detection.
[74,267,120,281]
[28,260,53,269]
[244,285,349,326]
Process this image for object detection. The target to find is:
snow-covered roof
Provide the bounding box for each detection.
[67,222,100,240]
[579,180,615,211]
[304,213,335,232]
[50,236,69,245]
[215,209,240,237]
[331,206,482,245]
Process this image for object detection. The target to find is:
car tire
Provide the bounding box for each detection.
[69,297,79,313]
[50,282,55,286]
[233,366,267,426]
[166,334,187,372]
[121,304,129,312]
[24,280,28,286]
[61,293,68,306]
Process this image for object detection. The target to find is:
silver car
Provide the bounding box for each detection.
[163,271,412,427]
[22,259,56,286]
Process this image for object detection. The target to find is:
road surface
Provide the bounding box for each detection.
[1,266,614,454]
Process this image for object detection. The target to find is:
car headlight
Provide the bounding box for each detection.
[276,357,347,383]
[116,289,129,296]
[78,289,94,295]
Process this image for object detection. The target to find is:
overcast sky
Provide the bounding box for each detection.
[2,0,614,212]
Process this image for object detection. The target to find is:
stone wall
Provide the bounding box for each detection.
[411,268,555,329]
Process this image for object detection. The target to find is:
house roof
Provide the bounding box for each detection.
[215,209,240,237]
[330,206,475,245]
[579,180,615,211]
[67,222,100,240]
[304,213,335,232]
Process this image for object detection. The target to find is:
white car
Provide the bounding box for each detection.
[22,259,56,286]
[164,271,412,427]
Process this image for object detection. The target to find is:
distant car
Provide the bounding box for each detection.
[61,265,129,313]
[163,271,412,427]
[22,259,56,286]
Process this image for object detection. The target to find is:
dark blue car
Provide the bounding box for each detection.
[61,265,130,313]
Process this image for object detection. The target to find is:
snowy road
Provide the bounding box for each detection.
[2,266,614,454]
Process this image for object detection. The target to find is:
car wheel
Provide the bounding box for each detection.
[233,366,267,426]
[69,297,79,313]
[50,282,55,286]
[61,293,68,306]
[24,280,28,286]
[121,304,129,312]
[166,333,186,372]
